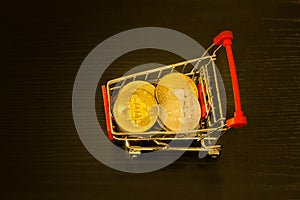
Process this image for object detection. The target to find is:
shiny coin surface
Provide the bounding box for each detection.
[113,81,158,133]
[158,89,201,131]
[117,80,155,97]
[155,73,198,102]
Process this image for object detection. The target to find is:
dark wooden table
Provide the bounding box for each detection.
[2,0,299,199]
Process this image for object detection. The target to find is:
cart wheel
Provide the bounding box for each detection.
[207,148,221,159]
[124,147,138,159]
[123,142,141,159]
[128,148,141,159]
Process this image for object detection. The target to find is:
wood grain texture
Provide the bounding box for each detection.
[1,0,299,199]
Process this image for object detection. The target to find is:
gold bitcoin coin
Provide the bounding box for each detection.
[158,89,201,131]
[117,80,155,97]
[155,73,198,102]
[113,81,158,133]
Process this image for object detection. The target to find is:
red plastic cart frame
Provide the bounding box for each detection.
[213,30,247,128]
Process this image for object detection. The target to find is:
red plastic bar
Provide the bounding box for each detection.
[213,31,247,128]
[101,85,114,140]
[197,83,207,120]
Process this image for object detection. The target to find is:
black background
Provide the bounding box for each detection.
[1,0,300,199]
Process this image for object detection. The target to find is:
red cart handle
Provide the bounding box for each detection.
[214,31,247,128]
[102,85,114,140]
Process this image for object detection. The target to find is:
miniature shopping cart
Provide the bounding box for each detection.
[101,30,247,158]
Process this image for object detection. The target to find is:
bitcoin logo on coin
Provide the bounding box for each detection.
[156,73,200,131]
[158,89,201,131]
[129,90,152,126]
[155,73,198,102]
[113,81,158,133]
